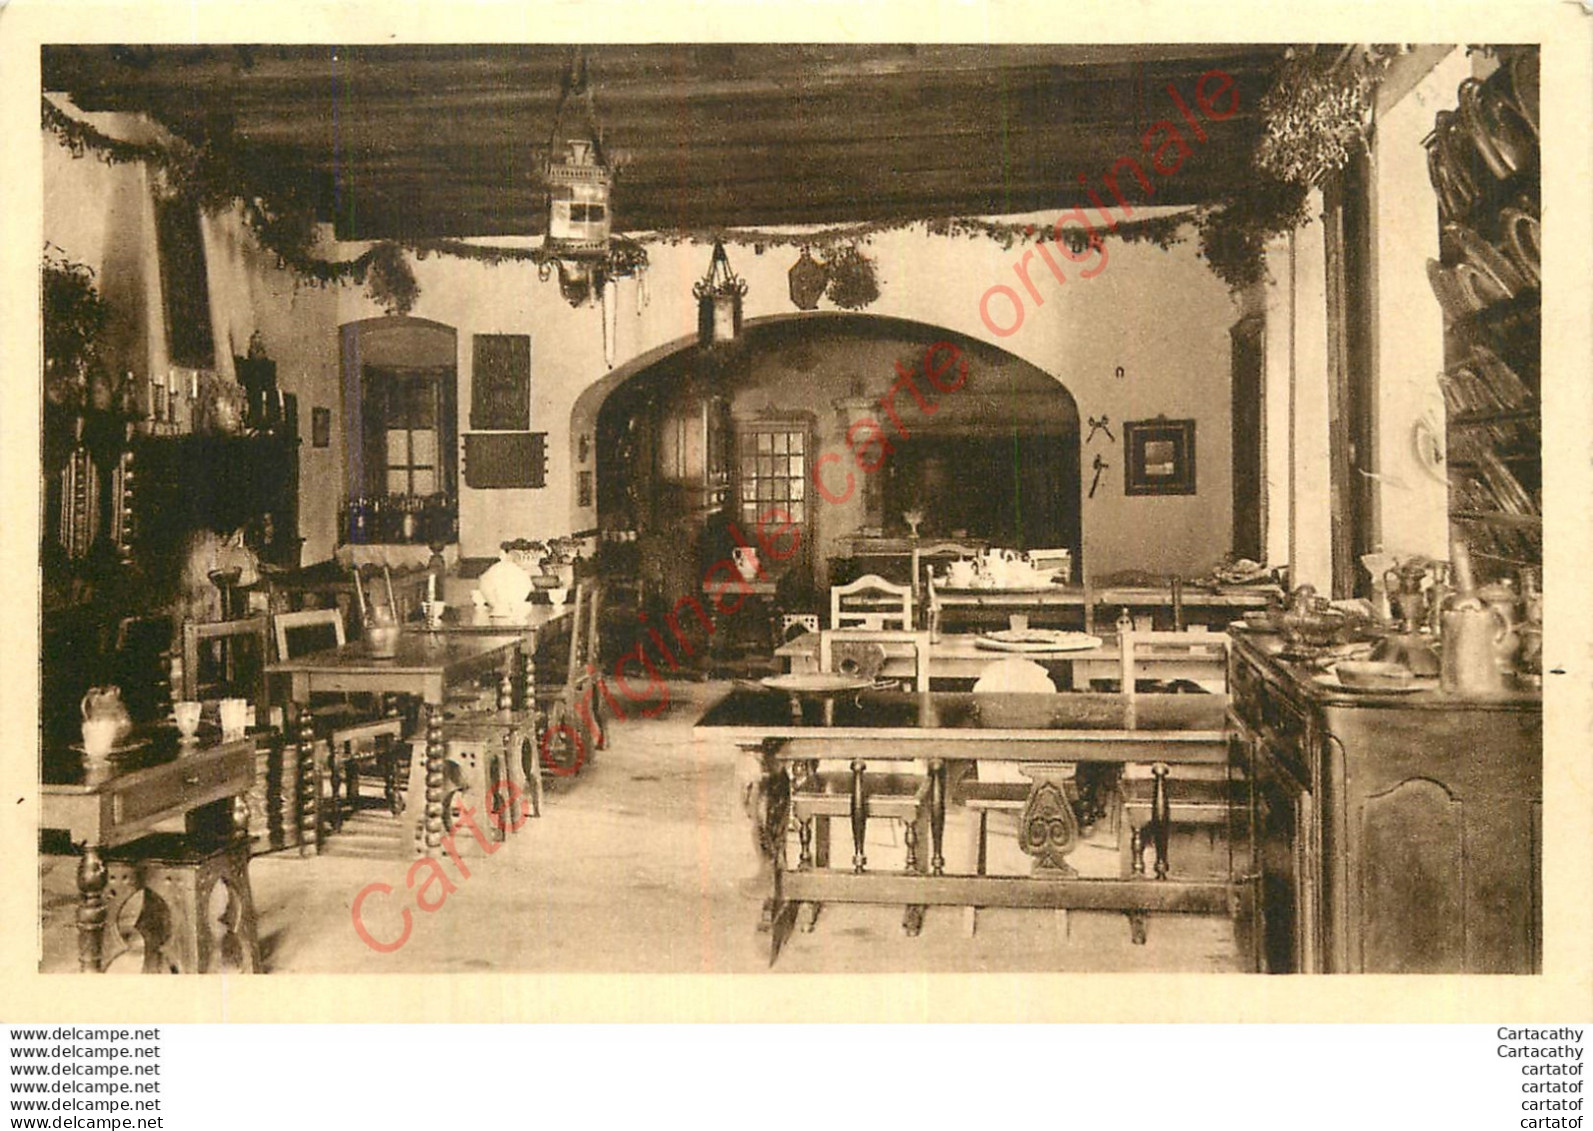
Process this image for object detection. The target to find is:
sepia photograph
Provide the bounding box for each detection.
[15,15,1582,1007]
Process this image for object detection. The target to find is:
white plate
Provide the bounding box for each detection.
[976,630,1103,654]
[1312,674,1435,696]
[760,674,873,695]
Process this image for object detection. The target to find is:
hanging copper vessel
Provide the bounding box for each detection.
[787,246,827,310]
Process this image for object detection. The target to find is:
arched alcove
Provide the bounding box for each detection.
[338,316,459,544]
[580,313,1081,603]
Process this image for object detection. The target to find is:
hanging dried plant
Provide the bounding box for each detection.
[42,245,109,410]
[1254,50,1376,187]
[821,243,880,310]
[1196,175,1312,291]
[361,242,421,315]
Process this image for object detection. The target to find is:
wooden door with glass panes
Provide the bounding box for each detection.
[735,419,811,575]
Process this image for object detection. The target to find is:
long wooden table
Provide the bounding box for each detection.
[929,579,1281,632]
[693,687,1243,963]
[406,602,572,686]
[42,731,257,972]
[268,632,524,856]
[777,630,1228,688]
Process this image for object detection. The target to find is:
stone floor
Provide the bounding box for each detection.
[40,681,1249,974]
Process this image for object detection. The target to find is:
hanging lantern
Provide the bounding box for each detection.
[694,241,748,347]
[532,49,646,307]
[787,246,828,310]
[545,135,611,266]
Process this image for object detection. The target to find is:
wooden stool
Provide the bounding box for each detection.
[101,834,261,974]
[433,711,542,853]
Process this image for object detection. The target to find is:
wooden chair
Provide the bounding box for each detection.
[272,607,409,841]
[534,580,607,773]
[1115,631,1234,944]
[181,615,270,711]
[961,658,1057,936]
[788,629,932,936]
[830,573,914,631]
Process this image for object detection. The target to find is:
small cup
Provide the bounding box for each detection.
[174,700,202,740]
[546,587,568,608]
[218,698,249,740]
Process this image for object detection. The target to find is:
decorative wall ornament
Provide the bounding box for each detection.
[470,334,532,431]
[694,240,747,348]
[787,246,828,310]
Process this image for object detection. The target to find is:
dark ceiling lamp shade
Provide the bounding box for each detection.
[787,246,828,310]
[694,240,748,347]
[531,48,647,307]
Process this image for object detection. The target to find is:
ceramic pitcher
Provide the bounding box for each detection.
[81,686,131,756]
[733,546,761,582]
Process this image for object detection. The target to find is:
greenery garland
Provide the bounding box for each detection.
[44,95,1218,314]
[48,48,1394,309]
[44,97,423,313]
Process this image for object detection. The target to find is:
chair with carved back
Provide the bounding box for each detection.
[533,579,607,773]
[787,629,932,939]
[1115,630,1234,944]
[271,607,408,840]
[829,573,914,632]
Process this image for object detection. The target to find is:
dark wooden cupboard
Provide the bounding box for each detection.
[1230,634,1540,973]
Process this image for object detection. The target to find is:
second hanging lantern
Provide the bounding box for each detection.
[694,241,748,347]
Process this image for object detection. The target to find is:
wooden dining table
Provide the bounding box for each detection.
[693,686,1243,964]
[928,578,1281,633]
[267,631,525,857]
[406,602,573,685]
[777,630,1228,689]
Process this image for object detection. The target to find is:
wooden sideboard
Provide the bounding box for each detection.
[1228,634,1541,974]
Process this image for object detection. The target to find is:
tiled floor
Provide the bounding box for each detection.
[40,681,1249,974]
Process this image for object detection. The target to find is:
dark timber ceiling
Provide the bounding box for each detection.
[43,44,1290,240]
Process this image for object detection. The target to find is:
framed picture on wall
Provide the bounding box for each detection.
[470,333,531,431]
[1124,417,1196,496]
[311,406,331,448]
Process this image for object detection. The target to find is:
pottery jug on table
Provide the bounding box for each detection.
[733,546,761,582]
[1441,541,1508,694]
[81,686,132,757]
[1476,581,1522,673]
[477,552,534,617]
